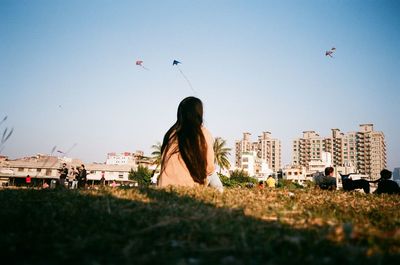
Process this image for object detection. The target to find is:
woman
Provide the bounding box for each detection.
[158,97,223,191]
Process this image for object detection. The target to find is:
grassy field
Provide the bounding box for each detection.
[0,186,399,265]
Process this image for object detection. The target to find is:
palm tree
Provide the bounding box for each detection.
[151,142,162,166]
[213,137,231,173]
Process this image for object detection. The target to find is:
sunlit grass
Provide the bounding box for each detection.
[0,186,398,264]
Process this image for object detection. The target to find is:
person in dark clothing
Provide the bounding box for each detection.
[79,164,87,189]
[57,163,68,188]
[340,173,370,193]
[316,167,336,190]
[100,172,106,187]
[75,166,81,187]
[374,169,400,195]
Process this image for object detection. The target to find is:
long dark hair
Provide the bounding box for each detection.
[160,97,208,184]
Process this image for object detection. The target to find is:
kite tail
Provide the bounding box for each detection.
[141,66,150,71]
[0,116,7,127]
[177,65,196,94]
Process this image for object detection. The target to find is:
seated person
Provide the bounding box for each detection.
[258,181,265,189]
[340,173,370,193]
[315,167,336,190]
[157,97,223,192]
[266,175,276,188]
[374,169,400,195]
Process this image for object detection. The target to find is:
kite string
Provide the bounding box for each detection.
[33,145,57,178]
[177,65,196,94]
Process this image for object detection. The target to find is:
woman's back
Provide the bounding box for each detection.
[158,126,215,187]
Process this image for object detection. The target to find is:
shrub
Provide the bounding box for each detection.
[128,165,152,187]
[277,179,304,189]
[219,170,258,188]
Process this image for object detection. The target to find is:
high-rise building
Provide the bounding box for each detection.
[235,131,281,172]
[292,131,324,167]
[235,132,253,169]
[291,124,386,179]
[356,124,386,179]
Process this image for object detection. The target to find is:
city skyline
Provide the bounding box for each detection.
[1,0,399,169]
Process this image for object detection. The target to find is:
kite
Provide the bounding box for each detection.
[136,60,149,70]
[0,116,7,127]
[325,47,336,58]
[172,59,195,93]
[56,143,78,157]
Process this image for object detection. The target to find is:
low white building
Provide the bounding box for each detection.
[283,152,360,187]
[240,151,273,181]
[282,165,309,184]
[106,152,136,165]
[0,154,136,186]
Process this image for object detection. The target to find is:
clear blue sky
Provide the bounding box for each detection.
[1,0,399,169]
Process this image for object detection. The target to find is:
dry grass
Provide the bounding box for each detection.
[0,186,399,264]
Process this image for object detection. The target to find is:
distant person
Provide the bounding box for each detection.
[316,167,336,190]
[157,97,223,192]
[79,164,87,189]
[258,181,265,189]
[42,181,49,189]
[57,163,68,188]
[69,166,78,189]
[374,169,400,195]
[68,166,75,189]
[25,175,32,187]
[100,172,106,187]
[75,166,81,187]
[266,175,276,188]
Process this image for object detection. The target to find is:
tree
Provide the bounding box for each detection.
[151,142,162,166]
[129,165,152,187]
[213,137,231,173]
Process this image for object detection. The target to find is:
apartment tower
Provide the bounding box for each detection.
[235,132,281,172]
[291,124,386,179]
